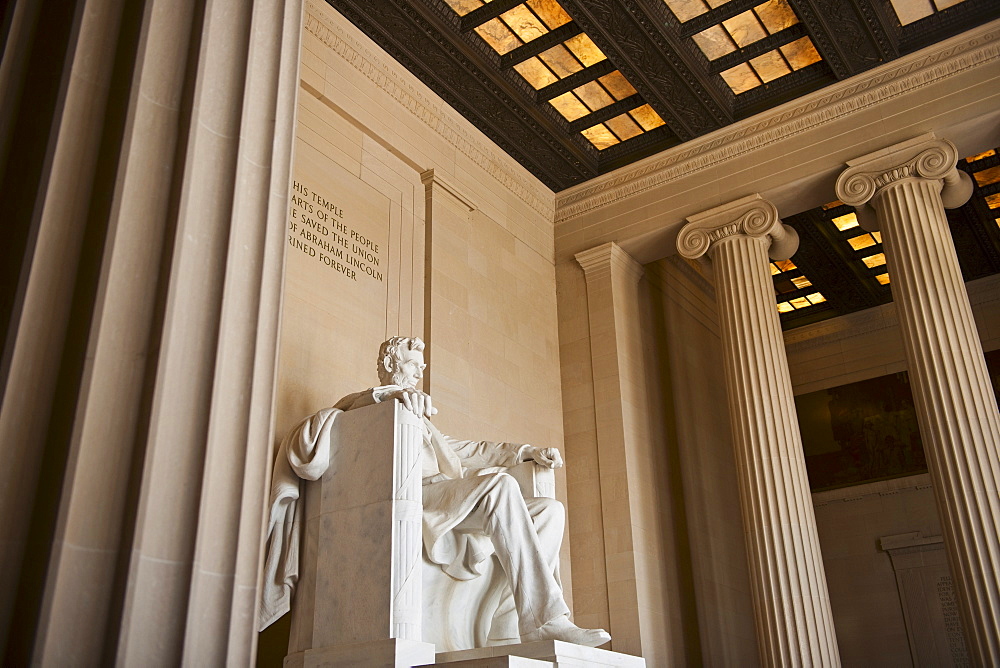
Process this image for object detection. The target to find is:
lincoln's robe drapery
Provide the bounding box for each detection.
[258,386,531,631]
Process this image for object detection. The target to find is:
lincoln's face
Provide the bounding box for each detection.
[392,348,426,389]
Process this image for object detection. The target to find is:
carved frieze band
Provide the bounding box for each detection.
[677,195,795,261]
[303,1,554,220]
[555,21,1000,223]
[836,135,962,207]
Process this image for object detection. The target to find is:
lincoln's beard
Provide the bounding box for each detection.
[388,359,414,388]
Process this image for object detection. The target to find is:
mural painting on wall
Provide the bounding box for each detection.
[795,372,926,491]
[796,348,1000,491]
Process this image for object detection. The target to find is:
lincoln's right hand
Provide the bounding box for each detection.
[386,388,438,418]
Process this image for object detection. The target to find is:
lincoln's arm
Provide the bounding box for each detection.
[333,386,403,412]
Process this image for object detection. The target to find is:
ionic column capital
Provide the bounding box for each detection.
[835,133,973,210]
[676,193,798,262]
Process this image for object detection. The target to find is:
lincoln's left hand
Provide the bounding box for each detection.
[525,446,564,469]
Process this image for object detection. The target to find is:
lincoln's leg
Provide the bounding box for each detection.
[467,474,568,635]
[459,473,610,647]
[524,497,563,585]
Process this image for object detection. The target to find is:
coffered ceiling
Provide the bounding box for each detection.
[329,0,998,191]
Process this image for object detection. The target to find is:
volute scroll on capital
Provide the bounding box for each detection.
[676,195,799,262]
[835,135,973,210]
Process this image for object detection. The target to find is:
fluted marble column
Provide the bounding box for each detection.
[677,194,840,667]
[837,134,1000,665]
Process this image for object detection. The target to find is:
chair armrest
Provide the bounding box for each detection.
[506,461,556,499]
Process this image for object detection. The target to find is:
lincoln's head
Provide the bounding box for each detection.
[377,336,426,389]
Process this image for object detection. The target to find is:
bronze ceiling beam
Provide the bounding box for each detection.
[458,0,523,31]
[707,24,808,75]
[566,94,644,133]
[498,22,583,67]
[535,60,616,103]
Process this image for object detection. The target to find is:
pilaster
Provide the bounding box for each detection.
[837,134,1000,665]
[574,242,646,656]
[677,194,840,667]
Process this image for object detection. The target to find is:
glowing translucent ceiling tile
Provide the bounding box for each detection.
[791,276,812,289]
[823,200,844,210]
[832,212,859,231]
[582,124,620,149]
[720,62,761,94]
[527,0,572,29]
[706,0,732,7]
[806,292,826,304]
[564,33,607,67]
[995,218,1000,230]
[750,50,791,82]
[723,11,767,47]
[514,57,559,89]
[630,104,665,131]
[599,71,637,100]
[475,18,521,55]
[754,0,799,33]
[862,253,887,268]
[501,5,550,43]
[891,0,934,25]
[539,44,583,77]
[777,301,795,313]
[780,36,822,70]
[605,113,643,141]
[549,91,590,121]
[574,80,614,111]
[693,24,736,60]
[790,296,810,309]
[770,263,781,275]
[876,273,891,285]
[872,231,882,243]
[773,259,796,272]
[443,0,484,16]
[974,165,1000,187]
[663,0,709,22]
[968,149,997,162]
[986,193,1000,209]
[847,233,877,251]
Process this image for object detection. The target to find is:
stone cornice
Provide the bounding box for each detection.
[554,19,1000,224]
[303,0,554,221]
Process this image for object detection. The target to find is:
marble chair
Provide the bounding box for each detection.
[284,400,556,666]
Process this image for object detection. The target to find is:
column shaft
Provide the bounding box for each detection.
[712,236,840,667]
[837,135,1000,665]
[678,194,840,667]
[874,178,1000,664]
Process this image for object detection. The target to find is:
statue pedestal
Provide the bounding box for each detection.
[431,640,646,667]
[284,638,435,668]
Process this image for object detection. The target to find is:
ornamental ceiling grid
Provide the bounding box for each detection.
[326,0,999,190]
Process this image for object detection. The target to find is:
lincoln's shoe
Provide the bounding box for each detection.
[520,615,611,647]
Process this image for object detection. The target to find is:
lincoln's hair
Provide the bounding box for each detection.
[377,336,425,384]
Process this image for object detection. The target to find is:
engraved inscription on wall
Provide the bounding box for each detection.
[287,180,384,284]
[937,575,970,666]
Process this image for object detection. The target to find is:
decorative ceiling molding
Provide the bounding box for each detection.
[554,20,1000,223]
[304,0,556,220]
